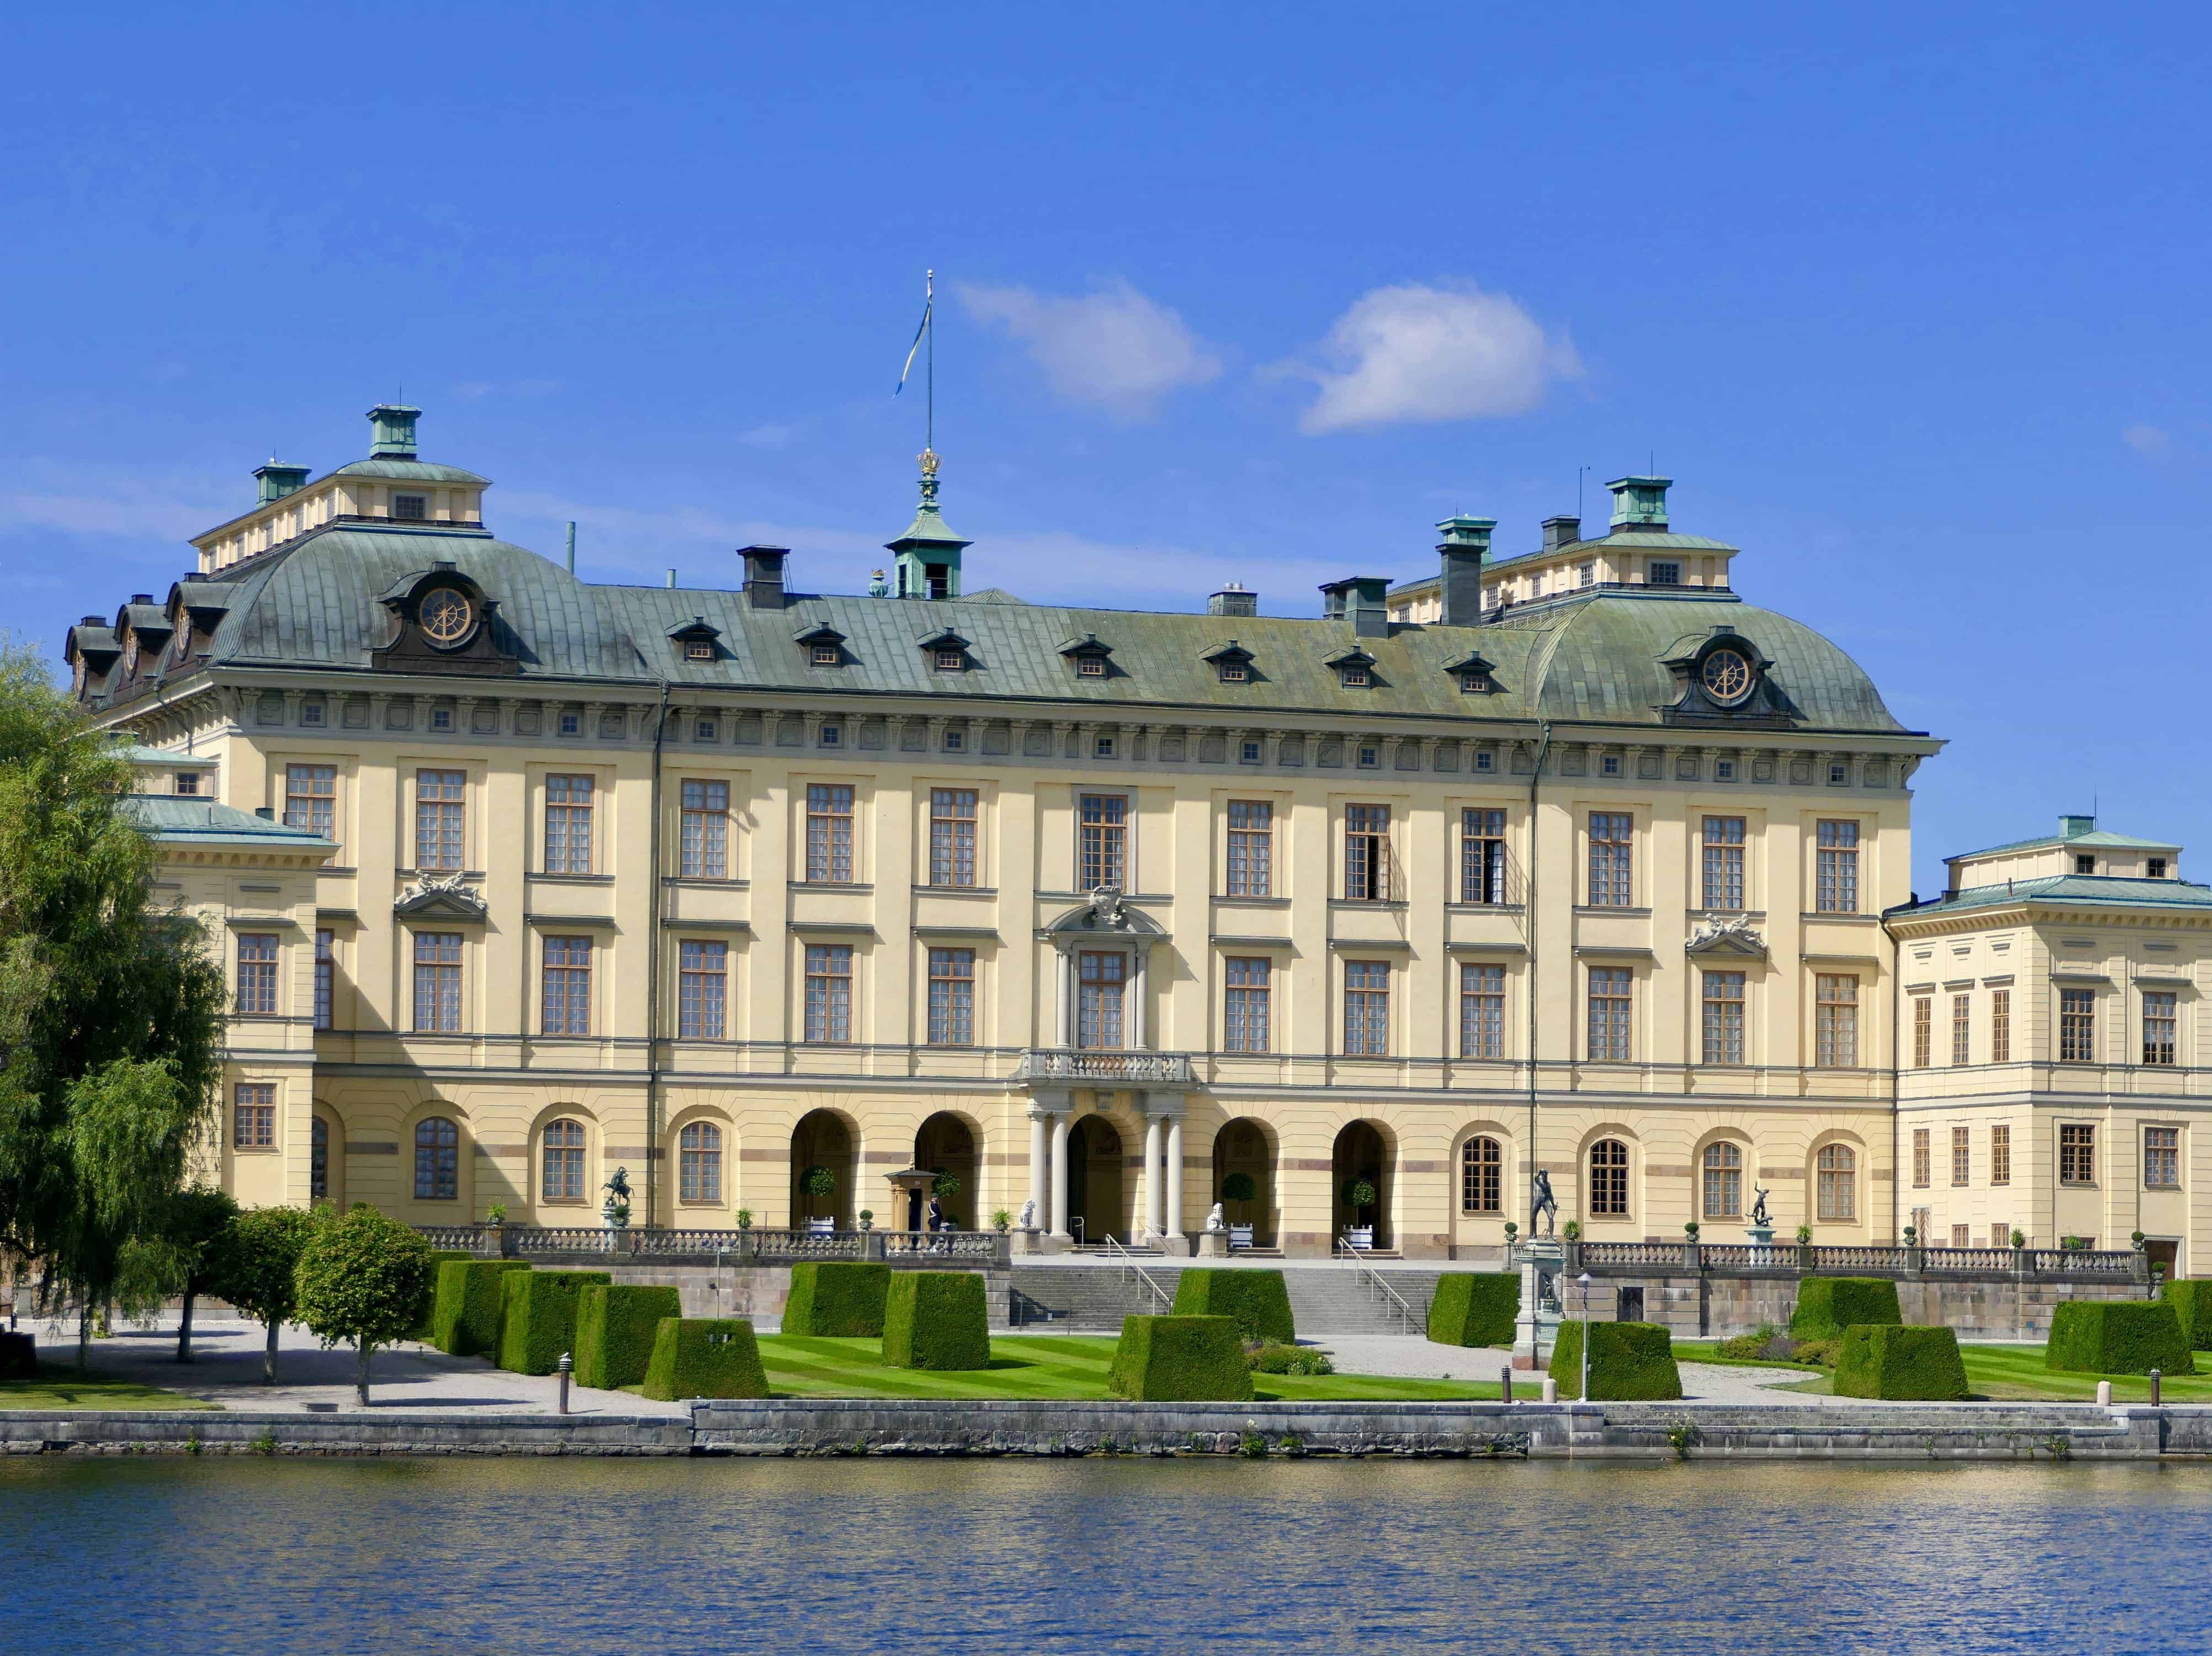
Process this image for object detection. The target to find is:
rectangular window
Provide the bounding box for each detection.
[236,933,278,1015]
[415,768,465,871]
[927,948,975,1046]
[1991,1124,2011,1186]
[2060,1122,2096,1186]
[1462,1138,1502,1214]
[1345,804,1391,901]
[678,940,727,1040]
[1224,956,1271,1054]
[1701,970,1746,1065]
[806,784,855,883]
[2145,991,2178,1066]
[680,1124,722,1204]
[1078,951,1126,1050]
[1227,800,1274,897]
[2060,988,2096,1063]
[1951,1224,1971,1250]
[2146,1126,2181,1190]
[1815,973,1859,1068]
[1991,988,2011,1062]
[1817,1145,1856,1222]
[314,929,333,1031]
[1912,997,1932,1068]
[1816,820,1860,914]
[232,1082,275,1150]
[1912,1128,1930,1188]
[174,771,200,796]
[392,492,427,521]
[680,779,730,879]
[1462,808,1508,904]
[412,932,462,1032]
[1460,962,1505,1059]
[1951,1126,1971,1187]
[804,944,853,1042]
[1952,992,1972,1066]
[1343,960,1390,1056]
[545,774,595,874]
[1701,816,1745,911]
[541,935,592,1036]
[1587,967,1632,1061]
[284,763,335,840]
[929,789,979,887]
[1588,813,1633,907]
[1078,794,1126,890]
[1649,561,1681,586]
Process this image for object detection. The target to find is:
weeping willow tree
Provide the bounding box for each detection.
[0,643,226,1363]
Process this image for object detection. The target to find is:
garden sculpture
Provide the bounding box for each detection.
[1530,1170,1558,1238]
[1750,1187,1770,1228]
[1204,1201,1226,1232]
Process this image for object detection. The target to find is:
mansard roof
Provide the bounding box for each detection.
[1890,874,2212,920]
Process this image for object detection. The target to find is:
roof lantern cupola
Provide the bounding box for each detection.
[253,459,311,506]
[1607,474,1671,532]
[886,447,972,601]
[367,403,423,460]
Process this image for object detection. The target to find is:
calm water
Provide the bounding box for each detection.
[4,1456,2206,1652]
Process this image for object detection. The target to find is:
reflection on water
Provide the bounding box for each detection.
[4,1456,2208,1653]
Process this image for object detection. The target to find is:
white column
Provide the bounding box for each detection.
[1049,1111,1072,1236]
[1056,950,1074,1047]
[1027,1110,1049,1228]
[1166,1114,1186,1242]
[1143,1113,1165,1240]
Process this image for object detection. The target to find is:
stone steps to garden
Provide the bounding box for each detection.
[1005,1263,1447,1335]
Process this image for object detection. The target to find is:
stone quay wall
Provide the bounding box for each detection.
[1580,1273,2146,1340]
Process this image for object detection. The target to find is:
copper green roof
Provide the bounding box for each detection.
[1948,825,2181,862]
[329,458,491,486]
[1893,874,2212,919]
[124,796,335,851]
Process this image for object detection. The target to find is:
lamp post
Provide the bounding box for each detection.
[1577,1272,1593,1402]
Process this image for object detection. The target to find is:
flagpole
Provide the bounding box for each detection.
[925,268,934,456]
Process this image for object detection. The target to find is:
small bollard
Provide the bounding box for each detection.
[1500,1365,1513,1405]
[2150,1368,2163,1406]
[1541,1375,1558,1405]
[556,1352,572,1416]
[2096,1380,2112,1407]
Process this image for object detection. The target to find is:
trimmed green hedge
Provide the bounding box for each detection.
[431,1260,532,1356]
[2161,1280,2212,1351]
[1835,1325,1970,1400]
[1169,1268,1295,1344]
[1550,1321,1683,1400]
[2047,1300,2197,1376]
[641,1318,769,1400]
[1789,1277,1902,1340]
[410,1250,476,1342]
[881,1271,991,1370]
[497,1269,612,1376]
[1426,1273,1519,1348]
[1108,1315,1254,1401]
[574,1284,684,1390]
[782,1261,891,1337]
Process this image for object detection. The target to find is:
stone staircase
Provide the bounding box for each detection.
[1285,1267,1444,1337]
[1005,1262,1445,1335]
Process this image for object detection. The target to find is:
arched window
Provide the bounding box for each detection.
[680,1122,723,1204]
[1589,1139,1630,1217]
[414,1116,459,1201]
[543,1118,586,1203]
[1816,1144,1857,1222]
[1701,1142,1743,1220]
[311,1116,330,1202]
[1461,1136,1502,1214]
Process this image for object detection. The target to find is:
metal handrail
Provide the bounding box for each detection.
[1102,1234,1171,1313]
[1335,1234,1417,1331]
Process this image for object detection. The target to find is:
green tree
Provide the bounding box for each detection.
[156,1185,239,1363]
[294,1204,436,1404]
[213,1206,314,1383]
[0,644,226,1366]
[1341,1177,1378,1228]
[801,1165,836,1218]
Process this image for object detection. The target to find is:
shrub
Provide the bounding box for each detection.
[1170,1268,1295,1344]
[1247,1341,1333,1376]
[431,1260,532,1356]
[1426,1273,1519,1348]
[2161,1279,2212,1350]
[1835,1325,1970,1400]
[782,1261,890,1336]
[409,1250,475,1342]
[497,1269,612,1376]
[881,1271,991,1370]
[2046,1301,2197,1376]
[1789,1277,1902,1340]
[1788,1337,1842,1368]
[1549,1321,1683,1400]
[641,1318,769,1401]
[573,1284,683,1389]
[1108,1315,1253,1401]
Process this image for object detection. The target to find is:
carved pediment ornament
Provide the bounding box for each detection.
[1686,916,1768,959]
[394,872,488,920]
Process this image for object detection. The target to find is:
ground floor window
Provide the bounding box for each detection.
[232,1083,275,1150]
[1461,1136,1501,1214]
[2060,1123,2096,1186]
[542,1118,586,1202]
[680,1121,723,1203]
[1589,1138,1629,1217]
[1701,1142,1742,1219]
[2145,1126,2180,1190]
[415,1116,459,1201]
[1816,1144,1856,1222]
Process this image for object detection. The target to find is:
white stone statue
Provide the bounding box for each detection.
[1017,1198,1037,1231]
[1204,1201,1226,1233]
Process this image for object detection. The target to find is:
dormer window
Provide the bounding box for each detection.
[1077,655,1106,678]
[811,643,840,667]
[684,639,714,662]
[1340,665,1371,689]
[175,772,202,797]
[393,493,428,521]
[1058,633,1115,680]
[419,587,473,644]
[1203,640,1255,684]
[1459,671,1489,693]
[2075,854,2096,875]
[123,634,139,675]
[935,647,964,672]
[2150,858,2168,879]
[1220,661,1248,684]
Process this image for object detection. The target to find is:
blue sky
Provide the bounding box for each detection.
[4,2,2205,890]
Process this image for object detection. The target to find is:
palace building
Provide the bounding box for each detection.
[66,404,1950,1259]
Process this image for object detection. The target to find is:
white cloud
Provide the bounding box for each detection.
[0,468,232,540]
[2124,423,2172,458]
[957,279,1221,418]
[739,423,796,449]
[1277,282,1580,434]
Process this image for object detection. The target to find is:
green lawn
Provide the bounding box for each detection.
[1702,1341,2212,1402]
[691,1335,1499,1401]
[1672,1341,1825,1373]
[0,1367,215,1411]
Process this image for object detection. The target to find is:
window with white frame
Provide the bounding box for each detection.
[1816,820,1860,913]
[1462,808,1507,904]
[545,775,595,874]
[927,948,975,1046]
[1951,1126,1970,1187]
[806,784,855,883]
[1343,960,1389,1056]
[236,933,278,1015]
[2144,991,2178,1065]
[415,769,465,870]
[804,944,853,1042]
[678,940,726,1039]
[2059,989,2096,1063]
[1588,813,1633,907]
[1227,800,1273,897]
[680,780,729,879]
[285,763,335,840]
[1078,794,1126,890]
[1587,967,1632,1061]
[1701,816,1744,910]
[1951,992,1971,1066]
[1345,804,1390,901]
[1816,973,1859,1068]
[1224,956,1270,1053]
[930,789,979,887]
[1460,962,1505,1059]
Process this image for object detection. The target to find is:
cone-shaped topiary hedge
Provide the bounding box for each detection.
[881,1270,991,1370]
[1834,1325,1970,1399]
[2161,1279,2212,1350]
[1549,1321,1683,1400]
[1107,1315,1253,1401]
[782,1261,891,1337]
[1426,1273,1519,1347]
[1170,1268,1295,1344]
[497,1269,612,1376]
[641,1317,769,1400]
[1789,1277,1902,1340]
[2046,1301,2196,1376]
[574,1284,685,1389]
[432,1260,533,1356]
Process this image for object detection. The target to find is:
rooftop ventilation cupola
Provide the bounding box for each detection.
[367,403,423,460]
[253,459,311,506]
[886,448,971,601]
[1434,514,1493,627]
[1208,581,1258,618]
[1607,474,1670,532]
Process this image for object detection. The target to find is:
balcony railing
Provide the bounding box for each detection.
[1564,1238,2148,1284]
[413,1224,1011,1267]
[1014,1047,1195,1085]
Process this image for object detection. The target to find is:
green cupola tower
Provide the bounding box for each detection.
[886,448,970,600]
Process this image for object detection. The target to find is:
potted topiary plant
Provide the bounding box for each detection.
[801,1166,837,1235]
[1562,1219,1582,1244]
[858,1209,874,1232]
[1684,1220,1700,1239]
[1221,1171,1259,1250]
[2009,1228,2025,1250]
[1341,1178,1378,1251]
[991,1208,1012,1233]
[735,1208,754,1231]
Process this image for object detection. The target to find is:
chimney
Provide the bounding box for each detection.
[1208,581,1259,618]
[1606,475,1671,532]
[367,403,423,460]
[254,460,311,506]
[1541,515,1582,553]
[1319,576,1391,639]
[1435,516,1493,627]
[739,544,789,609]
[130,593,152,606]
